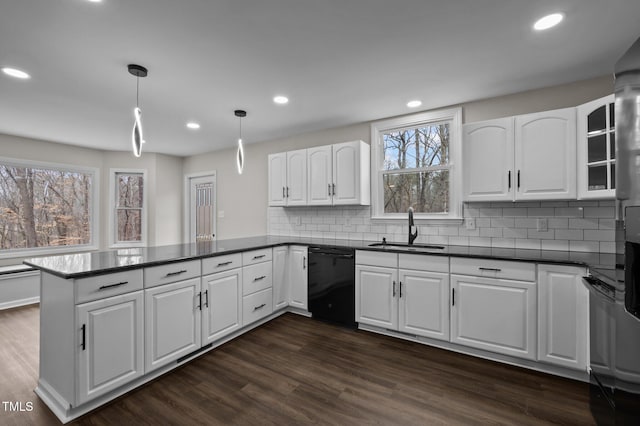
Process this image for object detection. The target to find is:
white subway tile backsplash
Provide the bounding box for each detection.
[548,218,569,229]
[479,208,503,217]
[469,237,492,247]
[527,229,555,240]
[600,242,616,253]
[515,218,537,228]
[555,229,584,240]
[516,239,541,250]
[569,218,599,229]
[584,229,615,242]
[541,240,569,251]
[480,228,503,238]
[570,240,600,252]
[527,208,555,216]
[554,207,584,217]
[449,236,470,246]
[491,238,516,248]
[503,227,528,239]
[503,208,528,217]
[439,227,459,236]
[491,217,515,228]
[584,207,615,218]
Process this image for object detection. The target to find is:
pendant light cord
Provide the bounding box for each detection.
[238,115,242,139]
[136,77,140,108]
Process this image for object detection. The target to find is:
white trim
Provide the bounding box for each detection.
[0,156,99,258]
[183,171,217,244]
[108,168,148,249]
[370,108,463,220]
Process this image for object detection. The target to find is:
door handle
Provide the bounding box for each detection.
[399,281,402,298]
[81,324,86,351]
[217,261,233,267]
[98,281,128,290]
[253,303,266,312]
[452,288,455,306]
[517,170,521,190]
[165,270,187,277]
[253,275,267,282]
[286,186,290,198]
[197,292,202,310]
[508,171,511,190]
[252,255,266,260]
[479,267,502,272]
[332,183,336,196]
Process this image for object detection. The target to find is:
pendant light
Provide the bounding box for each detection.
[235,109,246,174]
[128,64,148,157]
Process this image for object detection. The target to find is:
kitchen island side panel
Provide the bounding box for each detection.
[39,272,75,407]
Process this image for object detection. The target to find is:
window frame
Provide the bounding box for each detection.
[370,108,463,222]
[0,156,99,259]
[109,168,147,248]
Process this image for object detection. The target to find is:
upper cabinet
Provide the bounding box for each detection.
[267,149,307,206]
[269,140,370,207]
[577,94,616,199]
[463,107,576,202]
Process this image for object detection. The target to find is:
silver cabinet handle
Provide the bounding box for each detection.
[479,267,502,272]
[99,281,128,290]
[253,303,266,312]
[253,275,267,282]
[165,270,187,277]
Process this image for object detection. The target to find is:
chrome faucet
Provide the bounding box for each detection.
[408,207,418,245]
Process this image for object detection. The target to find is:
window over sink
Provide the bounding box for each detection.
[370,108,462,221]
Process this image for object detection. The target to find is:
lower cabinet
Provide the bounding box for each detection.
[76,291,144,405]
[272,246,289,310]
[356,252,450,341]
[537,264,588,370]
[289,245,308,310]
[144,278,202,373]
[450,274,537,360]
[202,268,242,344]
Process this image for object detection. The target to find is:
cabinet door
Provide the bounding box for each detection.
[462,118,514,201]
[332,141,361,205]
[289,245,308,310]
[286,149,307,206]
[76,291,144,405]
[577,94,616,200]
[398,269,450,341]
[356,265,398,329]
[450,274,536,360]
[514,108,577,200]
[268,153,287,206]
[202,269,242,345]
[538,264,588,370]
[145,278,201,373]
[307,145,333,205]
[273,246,289,310]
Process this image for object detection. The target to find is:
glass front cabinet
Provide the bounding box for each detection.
[577,94,615,199]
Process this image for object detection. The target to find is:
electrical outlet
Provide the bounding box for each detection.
[465,218,476,230]
[218,210,225,218]
[537,218,548,232]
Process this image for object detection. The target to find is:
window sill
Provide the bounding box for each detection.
[109,242,147,250]
[0,244,99,260]
[370,216,464,226]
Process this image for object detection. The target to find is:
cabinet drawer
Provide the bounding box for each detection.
[399,254,449,273]
[202,253,242,275]
[356,250,398,268]
[242,288,273,326]
[450,257,535,282]
[144,260,201,288]
[242,262,273,296]
[75,269,143,304]
[242,248,273,266]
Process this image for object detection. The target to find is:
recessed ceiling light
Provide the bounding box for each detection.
[87,0,103,3]
[186,122,200,130]
[533,13,564,31]
[273,95,289,105]
[2,67,30,79]
[407,100,422,108]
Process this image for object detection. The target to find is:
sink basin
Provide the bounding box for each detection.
[368,242,445,250]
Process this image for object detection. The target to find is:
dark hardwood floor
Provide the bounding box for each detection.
[0,305,596,425]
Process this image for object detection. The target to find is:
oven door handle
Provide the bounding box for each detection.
[583,276,615,303]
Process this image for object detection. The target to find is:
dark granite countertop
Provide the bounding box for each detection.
[23,235,618,279]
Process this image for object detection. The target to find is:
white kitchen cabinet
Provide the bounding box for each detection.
[462,107,576,201]
[272,246,289,310]
[577,94,616,199]
[537,264,588,371]
[144,277,202,373]
[286,149,307,205]
[288,245,308,310]
[462,118,514,202]
[307,145,333,205]
[76,291,144,405]
[398,268,450,340]
[268,152,287,206]
[201,268,242,344]
[356,264,398,329]
[332,141,370,205]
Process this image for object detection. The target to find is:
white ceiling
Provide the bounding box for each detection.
[1,0,639,157]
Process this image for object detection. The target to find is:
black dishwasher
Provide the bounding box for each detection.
[308,246,356,328]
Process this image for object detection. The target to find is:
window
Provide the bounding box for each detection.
[0,158,97,256]
[370,108,462,221]
[110,169,146,247]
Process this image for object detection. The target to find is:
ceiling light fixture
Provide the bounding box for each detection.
[186,122,200,130]
[273,95,289,105]
[235,110,246,175]
[128,64,148,158]
[407,100,422,108]
[533,13,564,31]
[2,67,30,79]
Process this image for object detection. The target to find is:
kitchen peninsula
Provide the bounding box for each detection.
[25,236,613,423]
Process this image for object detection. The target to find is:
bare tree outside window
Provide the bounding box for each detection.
[115,173,143,242]
[382,122,451,214]
[0,164,92,250]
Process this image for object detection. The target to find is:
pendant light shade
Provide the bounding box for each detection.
[128,64,148,157]
[235,110,246,174]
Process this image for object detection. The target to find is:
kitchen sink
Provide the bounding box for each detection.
[368,242,445,250]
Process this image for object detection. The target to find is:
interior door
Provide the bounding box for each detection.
[188,174,216,243]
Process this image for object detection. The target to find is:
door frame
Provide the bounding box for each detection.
[183,171,216,244]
